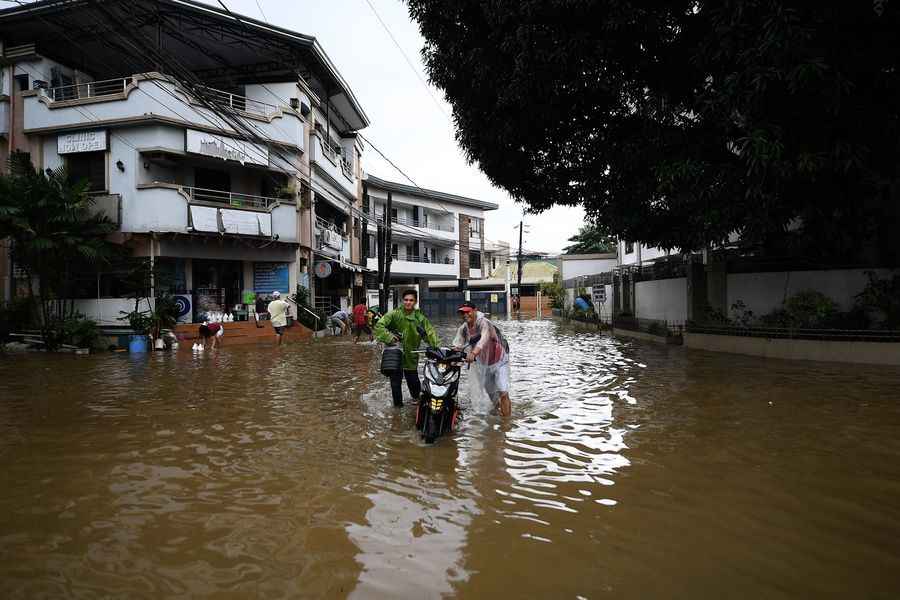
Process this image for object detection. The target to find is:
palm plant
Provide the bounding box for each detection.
[0,152,116,348]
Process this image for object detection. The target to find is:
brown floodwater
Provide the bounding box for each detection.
[2,319,900,598]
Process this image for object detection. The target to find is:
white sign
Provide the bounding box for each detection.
[592,287,607,304]
[186,129,269,166]
[189,205,271,237]
[58,129,107,154]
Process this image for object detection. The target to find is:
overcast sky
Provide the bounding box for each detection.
[205,0,585,254]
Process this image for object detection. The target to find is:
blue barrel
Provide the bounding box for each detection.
[128,335,149,354]
[574,297,591,311]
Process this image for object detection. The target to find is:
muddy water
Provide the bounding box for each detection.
[2,319,900,598]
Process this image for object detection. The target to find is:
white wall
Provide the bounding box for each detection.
[727,269,896,316]
[560,256,617,280]
[73,298,150,326]
[635,278,687,324]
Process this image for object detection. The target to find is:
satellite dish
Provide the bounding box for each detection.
[315,261,333,278]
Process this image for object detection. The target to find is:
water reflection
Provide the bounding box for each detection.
[2,319,900,598]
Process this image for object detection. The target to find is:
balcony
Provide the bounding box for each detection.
[23,73,305,152]
[129,183,297,241]
[315,216,350,260]
[366,253,458,278]
[310,134,356,198]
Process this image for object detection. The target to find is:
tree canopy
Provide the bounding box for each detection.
[407,1,900,262]
[562,224,616,255]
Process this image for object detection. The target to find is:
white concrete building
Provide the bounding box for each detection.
[0,0,369,322]
[362,175,499,294]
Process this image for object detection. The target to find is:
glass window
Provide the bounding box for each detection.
[66,151,106,192]
[469,251,482,269]
[625,241,635,254]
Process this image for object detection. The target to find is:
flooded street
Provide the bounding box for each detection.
[2,319,900,598]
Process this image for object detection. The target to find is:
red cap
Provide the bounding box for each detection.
[457,301,477,313]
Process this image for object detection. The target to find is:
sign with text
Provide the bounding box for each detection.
[186,129,269,166]
[58,129,107,154]
[592,286,607,304]
[254,262,290,294]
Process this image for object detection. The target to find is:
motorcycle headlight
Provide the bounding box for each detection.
[438,363,449,373]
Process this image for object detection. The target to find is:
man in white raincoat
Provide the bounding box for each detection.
[453,301,512,416]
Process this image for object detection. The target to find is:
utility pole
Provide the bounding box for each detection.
[382,190,393,313]
[514,218,528,314]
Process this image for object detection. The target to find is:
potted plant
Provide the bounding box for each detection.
[149,294,179,350]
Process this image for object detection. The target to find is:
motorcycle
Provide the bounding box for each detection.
[413,327,480,444]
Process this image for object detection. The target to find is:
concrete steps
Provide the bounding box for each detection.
[173,320,313,348]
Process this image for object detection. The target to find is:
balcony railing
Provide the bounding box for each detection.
[183,186,286,210]
[391,254,455,265]
[42,76,279,120]
[370,211,455,233]
[46,77,133,101]
[195,85,277,118]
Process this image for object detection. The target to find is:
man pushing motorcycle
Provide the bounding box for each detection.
[374,289,441,407]
[453,301,512,417]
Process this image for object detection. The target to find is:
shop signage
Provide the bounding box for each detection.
[254,262,290,294]
[57,129,107,154]
[592,286,606,304]
[315,261,332,278]
[186,129,269,166]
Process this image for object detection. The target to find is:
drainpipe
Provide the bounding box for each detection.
[149,232,155,310]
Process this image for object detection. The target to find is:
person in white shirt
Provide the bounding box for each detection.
[267,291,290,346]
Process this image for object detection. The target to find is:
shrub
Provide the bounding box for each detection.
[855,271,900,329]
[760,290,839,328]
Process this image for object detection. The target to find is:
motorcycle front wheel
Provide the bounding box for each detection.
[424,411,440,444]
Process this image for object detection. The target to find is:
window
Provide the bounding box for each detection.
[367,234,376,258]
[405,244,414,260]
[14,73,29,92]
[353,218,360,239]
[625,241,635,254]
[391,208,398,221]
[470,218,482,236]
[469,251,482,269]
[430,248,437,263]
[66,151,106,192]
[391,243,398,258]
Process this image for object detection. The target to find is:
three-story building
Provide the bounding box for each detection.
[0,0,369,323]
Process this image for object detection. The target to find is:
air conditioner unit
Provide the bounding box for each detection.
[290,97,300,109]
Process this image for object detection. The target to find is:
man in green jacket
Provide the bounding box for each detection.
[374,288,440,407]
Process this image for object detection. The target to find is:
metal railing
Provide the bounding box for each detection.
[47,77,133,101]
[686,323,900,342]
[340,158,354,181]
[183,186,283,210]
[370,211,455,233]
[391,253,455,265]
[194,85,277,118]
[315,215,345,234]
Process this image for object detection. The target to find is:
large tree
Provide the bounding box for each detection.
[407,1,900,262]
[563,224,616,255]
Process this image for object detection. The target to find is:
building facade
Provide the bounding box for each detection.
[361,175,498,305]
[0,0,369,323]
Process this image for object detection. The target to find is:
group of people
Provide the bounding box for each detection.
[328,303,381,344]
[372,289,512,417]
[197,290,292,349]
[194,288,512,416]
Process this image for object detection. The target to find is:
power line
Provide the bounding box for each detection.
[360,0,450,121]
[252,0,267,22]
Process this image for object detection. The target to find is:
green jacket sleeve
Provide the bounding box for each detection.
[421,315,440,348]
[374,310,397,344]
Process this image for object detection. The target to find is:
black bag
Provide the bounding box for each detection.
[380,346,404,376]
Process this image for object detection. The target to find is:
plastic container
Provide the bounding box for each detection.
[574,297,591,311]
[380,346,404,376]
[128,335,149,354]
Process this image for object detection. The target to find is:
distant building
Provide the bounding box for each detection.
[362,175,498,304]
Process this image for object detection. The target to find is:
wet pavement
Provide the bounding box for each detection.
[2,318,900,598]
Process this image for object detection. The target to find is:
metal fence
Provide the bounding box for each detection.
[687,324,900,342]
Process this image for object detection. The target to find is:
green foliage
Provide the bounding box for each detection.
[150,294,180,338]
[0,152,116,349]
[290,284,325,331]
[855,271,900,329]
[562,224,616,255]
[730,300,755,328]
[646,322,669,337]
[539,280,566,309]
[407,2,900,261]
[759,290,839,328]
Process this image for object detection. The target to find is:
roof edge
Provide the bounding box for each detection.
[364,174,499,211]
